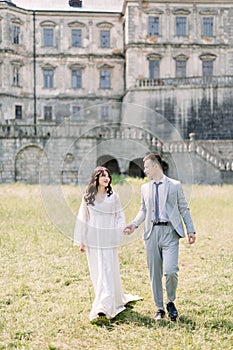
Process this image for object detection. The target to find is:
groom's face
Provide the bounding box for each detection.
[144,159,157,179]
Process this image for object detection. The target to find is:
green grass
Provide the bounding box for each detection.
[0,181,233,349]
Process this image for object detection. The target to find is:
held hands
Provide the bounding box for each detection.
[188,233,196,244]
[123,224,136,235]
[80,243,86,253]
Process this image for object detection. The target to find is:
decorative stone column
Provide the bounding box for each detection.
[118,158,130,175]
[189,132,196,152]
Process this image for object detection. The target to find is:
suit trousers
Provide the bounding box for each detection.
[145,224,180,308]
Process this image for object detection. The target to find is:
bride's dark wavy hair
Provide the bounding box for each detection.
[84,166,113,206]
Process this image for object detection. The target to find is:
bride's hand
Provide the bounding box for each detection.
[80,243,86,253]
[123,224,136,235]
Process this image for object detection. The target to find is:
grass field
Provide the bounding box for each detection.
[0,181,232,350]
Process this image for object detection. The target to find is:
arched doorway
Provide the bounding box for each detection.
[97,155,120,175]
[128,158,169,178]
[15,145,47,184]
[128,158,145,178]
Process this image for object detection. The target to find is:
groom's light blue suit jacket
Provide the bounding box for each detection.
[133,176,195,240]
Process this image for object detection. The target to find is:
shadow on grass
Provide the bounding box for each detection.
[90,308,198,332]
[91,308,154,331]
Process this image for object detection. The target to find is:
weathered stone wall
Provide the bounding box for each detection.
[123,84,233,140]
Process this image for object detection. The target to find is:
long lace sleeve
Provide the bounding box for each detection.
[74,197,89,246]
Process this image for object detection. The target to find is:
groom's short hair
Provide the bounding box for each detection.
[143,153,162,167]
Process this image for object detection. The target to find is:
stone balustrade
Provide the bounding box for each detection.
[135,76,233,89]
[0,123,232,172]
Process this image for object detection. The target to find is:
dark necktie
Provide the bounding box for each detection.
[154,182,162,223]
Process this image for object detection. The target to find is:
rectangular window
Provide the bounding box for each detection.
[44,106,53,121]
[13,25,20,44]
[72,69,82,89]
[101,106,109,121]
[100,70,111,89]
[176,60,186,78]
[13,66,20,86]
[43,69,54,88]
[148,17,159,36]
[100,30,110,48]
[176,17,186,36]
[202,61,213,76]
[203,17,213,37]
[72,29,82,47]
[15,105,22,120]
[149,61,160,79]
[72,106,81,120]
[43,28,54,47]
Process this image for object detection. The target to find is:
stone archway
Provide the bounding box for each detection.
[15,145,47,184]
[97,155,120,175]
[128,158,145,178]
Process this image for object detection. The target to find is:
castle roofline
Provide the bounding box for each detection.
[13,0,124,13]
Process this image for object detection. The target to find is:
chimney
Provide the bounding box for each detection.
[69,0,82,7]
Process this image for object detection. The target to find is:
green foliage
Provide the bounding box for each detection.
[111,174,127,185]
[0,183,233,349]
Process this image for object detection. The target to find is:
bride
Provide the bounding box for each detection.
[74,166,140,321]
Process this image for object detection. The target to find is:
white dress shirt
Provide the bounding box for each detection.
[154,175,169,222]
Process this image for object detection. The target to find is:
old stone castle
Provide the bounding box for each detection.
[0,0,233,184]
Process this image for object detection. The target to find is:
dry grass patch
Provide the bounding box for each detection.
[0,182,232,349]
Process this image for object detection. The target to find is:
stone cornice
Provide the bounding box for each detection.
[96,22,114,29]
[10,16,24,25]
[68,21,86,28]
[199,52,217,61]
[172,9,191,16]
[40,20,57,28]
[10,59,24,66]
[97,63,114,69]
[147,53,162,60]
[68,63,86,69]
[125,42,230,50]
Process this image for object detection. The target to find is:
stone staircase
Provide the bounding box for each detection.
[165,139,233,172]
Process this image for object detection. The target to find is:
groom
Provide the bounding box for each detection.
[124,153,196,321]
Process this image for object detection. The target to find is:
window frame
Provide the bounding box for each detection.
[15,105,22,120]
[101,105,110,121]
[100,30,110,48]
[202,60,213,77]
[176,17,187,37]
[100,70,111,89]
[13,25,20,45]
[202,17,214,37]
[148,16,159,36]
[176,60,187,78]
[71,69,82,89]
[43,106,53,121]
[71,28,82,47]
[43,69,54,89]
[72,105,81,120]
[12,66,20,87]
[149,60,160,79]
[43,28,54,47]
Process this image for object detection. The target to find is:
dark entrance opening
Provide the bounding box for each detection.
[97,155,120,175]
[128,158,144,178]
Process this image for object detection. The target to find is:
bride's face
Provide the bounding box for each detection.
[98,170,110,188]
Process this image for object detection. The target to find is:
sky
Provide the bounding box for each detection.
[12,0,124,12]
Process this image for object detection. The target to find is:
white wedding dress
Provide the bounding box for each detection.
[74,192,141,321]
